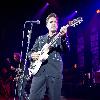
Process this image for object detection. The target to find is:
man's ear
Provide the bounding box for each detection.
[46,24,48,29]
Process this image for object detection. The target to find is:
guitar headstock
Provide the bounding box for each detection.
[68,17,83,27]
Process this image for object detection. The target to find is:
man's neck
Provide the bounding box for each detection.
[48,31,57,37]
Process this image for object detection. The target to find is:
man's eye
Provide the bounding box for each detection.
[50,21,53,23]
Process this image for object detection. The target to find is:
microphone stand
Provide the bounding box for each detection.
[18,21,39,100]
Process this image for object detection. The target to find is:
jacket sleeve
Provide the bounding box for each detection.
[61,34,70,51]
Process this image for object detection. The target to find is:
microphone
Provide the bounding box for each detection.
[25,20,40,24]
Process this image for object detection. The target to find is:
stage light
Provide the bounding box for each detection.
[75,11,77,13]
[46,2,49,6]
[33,2,49,19]
[96,9,100,13]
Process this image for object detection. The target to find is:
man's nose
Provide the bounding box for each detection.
[52,22,56,26]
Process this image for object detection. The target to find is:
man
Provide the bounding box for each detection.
[9,52,26,100]
[28,13,68,100]
[9,52,22,79]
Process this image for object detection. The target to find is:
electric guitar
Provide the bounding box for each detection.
[28,17,83,76]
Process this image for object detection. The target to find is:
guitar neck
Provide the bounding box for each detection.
[40,16,83,53]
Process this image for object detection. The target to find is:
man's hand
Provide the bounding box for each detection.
[31,51,40,60]
[60,26,67,36]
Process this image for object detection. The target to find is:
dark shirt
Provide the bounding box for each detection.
[28,33,67,78]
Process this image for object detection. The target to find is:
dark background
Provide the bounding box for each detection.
[0,1,100,99]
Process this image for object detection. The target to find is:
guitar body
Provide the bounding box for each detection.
[29,43,49,76]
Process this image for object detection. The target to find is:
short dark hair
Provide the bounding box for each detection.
[46,13,58,25]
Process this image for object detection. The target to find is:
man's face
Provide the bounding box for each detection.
[46,17,58,33]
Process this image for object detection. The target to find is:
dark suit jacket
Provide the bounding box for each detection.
[28,33,68,78]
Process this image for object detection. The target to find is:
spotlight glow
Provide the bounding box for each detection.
[46,2,49,6]
[75,11,77,13]
[96,9,100,13]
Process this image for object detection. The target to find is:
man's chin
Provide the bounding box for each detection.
[51,30,57,33]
